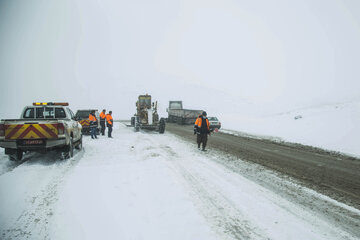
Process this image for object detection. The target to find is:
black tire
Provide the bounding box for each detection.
[62,138,74,159]
[159,118,166,134]
[9,150,23,161]
[134,117,140,132]
[75,135,83,150]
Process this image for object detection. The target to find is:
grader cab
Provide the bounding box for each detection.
[131,94,165,133]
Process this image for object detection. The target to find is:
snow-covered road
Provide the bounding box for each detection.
[0,123,359,240]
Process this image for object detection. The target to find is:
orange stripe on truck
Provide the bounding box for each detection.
[5,124,58,140]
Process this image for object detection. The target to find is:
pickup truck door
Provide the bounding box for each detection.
[67,108,81,140]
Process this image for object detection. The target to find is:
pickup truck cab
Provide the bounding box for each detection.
[0,102,82,161]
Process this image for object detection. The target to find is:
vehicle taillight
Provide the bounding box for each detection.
[57,123,65,135]
[0,124,4,137]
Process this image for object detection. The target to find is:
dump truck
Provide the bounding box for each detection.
[131,94,165,133]
[167,101,203,125]
[0,102,83,161]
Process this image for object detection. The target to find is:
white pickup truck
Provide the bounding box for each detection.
[0,102,82,161]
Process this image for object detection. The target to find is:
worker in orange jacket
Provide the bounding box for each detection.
[99,109,106,136]
[106,111,114,138]
[194,111,210,151]
[89,110,98,139]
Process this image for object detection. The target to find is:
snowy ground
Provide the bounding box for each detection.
[0,123,359,240]
[220,100,360,157]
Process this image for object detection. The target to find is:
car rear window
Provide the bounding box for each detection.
[208,117,218,121]
[76,111,91,118]
[75,110,99,119]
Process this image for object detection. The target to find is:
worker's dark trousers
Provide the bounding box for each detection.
[197,133,208,149]
[90,126,97,139]
[100,120,106,135]
[107,125,113,137]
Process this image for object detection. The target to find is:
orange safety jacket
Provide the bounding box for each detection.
[89,114,98,127]
[99,112,106,120]
[89,114,97,122]
[195,116,210,130]
[106,114,113,126]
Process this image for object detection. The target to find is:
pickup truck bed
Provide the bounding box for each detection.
[1,119,66,150]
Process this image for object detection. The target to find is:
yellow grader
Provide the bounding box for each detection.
[131,94,165,133]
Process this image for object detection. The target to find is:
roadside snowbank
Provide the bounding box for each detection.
[221,101,360,156]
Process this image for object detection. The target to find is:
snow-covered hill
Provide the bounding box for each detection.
[221,101,360,156]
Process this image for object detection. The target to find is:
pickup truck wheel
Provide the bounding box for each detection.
[9,150,23,162]
[62,138,74,159]
[75,135,83,150]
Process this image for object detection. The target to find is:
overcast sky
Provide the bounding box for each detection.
[1,0,360,119]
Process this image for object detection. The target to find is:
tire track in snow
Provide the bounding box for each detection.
[158,144,265,240]
[145,133,359,240]
[1,149,84,240]
[129,133,258,239]
[0,153,36,176]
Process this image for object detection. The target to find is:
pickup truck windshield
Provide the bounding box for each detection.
[23,107,67,119]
